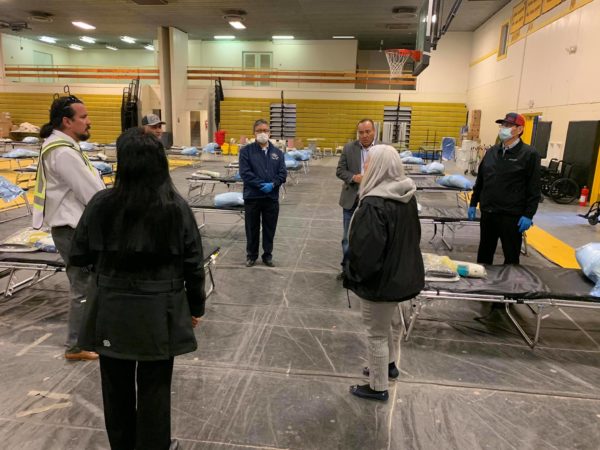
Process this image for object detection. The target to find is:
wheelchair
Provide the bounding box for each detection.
[579,201,600,225]
[540,158,579,204]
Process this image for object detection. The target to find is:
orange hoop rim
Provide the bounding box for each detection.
[384,49,422,62]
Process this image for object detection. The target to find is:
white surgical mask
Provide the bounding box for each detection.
[498,127,513,141]
[256,132,269,144]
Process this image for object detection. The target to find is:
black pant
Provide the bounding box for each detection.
[477,211,522,265]
[244,198,279,261]
[99,355,174,450]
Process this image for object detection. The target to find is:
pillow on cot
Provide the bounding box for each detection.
[181,146,199,156]
[399,150,413,158]
[575,243,600,297]
[80,142,96,151]
[285,159,299,169]
[214,192,244,208]
[203,143,219,153]
[436,174,474,190]
[194,169,221,178]
[402,156,424,165]
[2,149,39,158]
[91,162,112,174]
[22,136,40,144]
[0,176,24,202]
[420,162,445,174]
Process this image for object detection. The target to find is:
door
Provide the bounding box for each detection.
[33,50,54,83]
[242,52,272,86]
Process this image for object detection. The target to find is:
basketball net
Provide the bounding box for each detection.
[385,49,420,78]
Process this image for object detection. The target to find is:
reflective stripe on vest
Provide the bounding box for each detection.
[33,139,97,215]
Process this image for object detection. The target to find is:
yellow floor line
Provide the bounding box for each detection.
[526,225,580,269]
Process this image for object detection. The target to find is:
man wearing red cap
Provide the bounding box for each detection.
[468,112,541,264]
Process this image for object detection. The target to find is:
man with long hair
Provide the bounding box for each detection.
[35,95,105,361]
[70,127,205,450]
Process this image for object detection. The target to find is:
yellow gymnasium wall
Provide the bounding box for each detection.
[0,92,122,144]
[220,97,466,150]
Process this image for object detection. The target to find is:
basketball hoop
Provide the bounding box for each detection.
[385,49,422,78]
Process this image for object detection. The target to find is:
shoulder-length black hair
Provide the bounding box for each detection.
[40,96,83,139]
[98,127,184,254]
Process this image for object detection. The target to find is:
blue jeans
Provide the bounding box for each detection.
[341,205,357,266]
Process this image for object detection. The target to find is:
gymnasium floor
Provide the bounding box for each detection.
[0,156,599,449]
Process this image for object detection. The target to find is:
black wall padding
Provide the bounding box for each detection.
[562,121,600,188]
[532,121,552,159]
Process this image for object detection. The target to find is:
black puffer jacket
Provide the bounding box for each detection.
[343,195,424,302]
[70,192,205,361]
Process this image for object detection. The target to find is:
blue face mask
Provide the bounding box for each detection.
[498,127,513,141]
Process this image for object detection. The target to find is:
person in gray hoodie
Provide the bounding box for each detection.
[344,144,424,401]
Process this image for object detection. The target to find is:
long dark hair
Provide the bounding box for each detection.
[40,96,83,138]
[98,127,183,254]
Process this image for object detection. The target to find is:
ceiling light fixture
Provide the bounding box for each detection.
[120,36,136,44]
[69,44,84,51]
[214,35,235,40]
[228,20,246,30]
[272,35,294,40]
[332,36,355,39]
[39,36,57,44]
[223,10,247,30]
[144,44,155,51]
[80,36,96,44]
[106,45,118,51]
[72,21,95,30]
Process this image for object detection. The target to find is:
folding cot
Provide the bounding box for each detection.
[187,174,242,204]
[414,177,471,209]
[188,195,245,229]
[419,205,477,250]
[166,147,203,167]
[0,245,221,298]
[402,264,597,348]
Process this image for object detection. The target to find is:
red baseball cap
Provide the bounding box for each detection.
[495,112,525,127]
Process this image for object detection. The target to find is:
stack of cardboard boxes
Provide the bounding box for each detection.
[0,112,13,138]
[467,109,481,141]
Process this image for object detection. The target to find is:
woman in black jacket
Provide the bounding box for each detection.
[70,127,205,450]
[344,144,424,401]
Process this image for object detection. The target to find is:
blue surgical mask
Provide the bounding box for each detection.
[498,127,513,141]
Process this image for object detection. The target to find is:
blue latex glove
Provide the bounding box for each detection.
[518,216,533,233]
[259,182,274,194]
[467,206,477,220]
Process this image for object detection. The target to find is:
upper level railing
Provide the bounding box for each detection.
[3,65,416,89]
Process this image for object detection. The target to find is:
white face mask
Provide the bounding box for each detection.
[256,132,269,144]
[498,127,513,141]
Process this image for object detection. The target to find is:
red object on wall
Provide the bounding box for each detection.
[579,186,589,206]
[214,130,226,145]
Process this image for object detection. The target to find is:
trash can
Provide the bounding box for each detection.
[214,130,227,146]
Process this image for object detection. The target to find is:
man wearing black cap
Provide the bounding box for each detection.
[142,114,166,140]
[468,112,541,264]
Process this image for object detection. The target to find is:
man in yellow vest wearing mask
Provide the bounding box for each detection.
[34,96,106,361]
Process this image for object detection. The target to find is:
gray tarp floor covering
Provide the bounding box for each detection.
[0,157,599,450]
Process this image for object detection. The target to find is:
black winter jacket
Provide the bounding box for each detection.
[239,142,287,200]
[470,141,541,218]
[70,191,205,361]
[343,196,424,302]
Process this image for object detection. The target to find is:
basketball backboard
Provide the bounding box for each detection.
[413,0,442,76]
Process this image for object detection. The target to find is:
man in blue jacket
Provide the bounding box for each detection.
[239,119,287,267]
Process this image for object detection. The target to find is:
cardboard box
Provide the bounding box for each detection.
[0,112,11,121]
[0,120,13,138]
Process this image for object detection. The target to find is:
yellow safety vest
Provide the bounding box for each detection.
[33,139,97,227]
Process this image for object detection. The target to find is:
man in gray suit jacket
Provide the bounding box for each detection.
[336,118,377,278]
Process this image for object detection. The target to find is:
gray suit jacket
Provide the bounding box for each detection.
[336,140,363,210]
